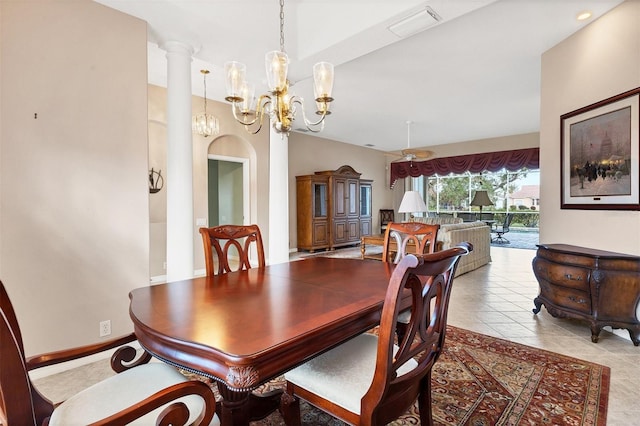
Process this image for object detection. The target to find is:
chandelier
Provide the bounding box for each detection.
[192,69,219,137]
[224,0,334,135]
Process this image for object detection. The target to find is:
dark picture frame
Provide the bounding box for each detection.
[561,87,640,210]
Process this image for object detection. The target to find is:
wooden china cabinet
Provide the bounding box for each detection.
[296,165,372,252]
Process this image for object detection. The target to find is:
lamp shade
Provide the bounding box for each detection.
[470,190,493,207]
[398,191,427,214]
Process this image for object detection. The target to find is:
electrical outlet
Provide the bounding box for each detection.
[99,320,111,337]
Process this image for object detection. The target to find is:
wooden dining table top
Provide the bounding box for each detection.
[129,257,397,392]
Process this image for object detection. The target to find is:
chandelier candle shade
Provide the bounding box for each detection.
[224,0,334,135]
[193,70,219,137]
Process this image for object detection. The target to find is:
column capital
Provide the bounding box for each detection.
[159,40,194,58]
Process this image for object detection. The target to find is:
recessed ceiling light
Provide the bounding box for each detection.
[576,10,592,21]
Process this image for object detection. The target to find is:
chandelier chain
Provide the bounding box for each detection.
[203,71,208,113]
[279,0,285,53]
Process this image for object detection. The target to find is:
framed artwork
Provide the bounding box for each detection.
[561,87,640,210]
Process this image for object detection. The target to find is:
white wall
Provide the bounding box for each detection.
[539,1,640,254]
[0,1,149,355]
[422,133,538,159]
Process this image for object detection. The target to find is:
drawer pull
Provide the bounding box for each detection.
[568,295,587,304]
[565,274,582,281]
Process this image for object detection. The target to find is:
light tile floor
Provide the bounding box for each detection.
[446,247,639,426]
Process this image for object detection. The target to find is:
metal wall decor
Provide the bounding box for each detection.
[149,168,164,194]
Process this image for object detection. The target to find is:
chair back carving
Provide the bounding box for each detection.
[379,209,394,234]
[364,244,471,424]
[381,222,439,264]
[199,224,265,276]
[0,280,24,353]
[0,281,55,425]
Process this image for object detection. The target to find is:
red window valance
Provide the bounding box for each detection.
[389,147,539,188]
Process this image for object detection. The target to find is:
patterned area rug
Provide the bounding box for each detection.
[203,325,609,425]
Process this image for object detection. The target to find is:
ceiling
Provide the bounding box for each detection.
[94,0,623,156]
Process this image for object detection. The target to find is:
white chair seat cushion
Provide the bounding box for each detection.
[284,333,418,415]
[49,362,220,425]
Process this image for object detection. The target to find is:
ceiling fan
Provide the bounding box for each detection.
[389,121,434,162]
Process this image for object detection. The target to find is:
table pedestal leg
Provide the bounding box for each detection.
[216,382,283,426]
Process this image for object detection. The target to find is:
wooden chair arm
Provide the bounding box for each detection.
[25,332,150,371]
[88,380,216,426]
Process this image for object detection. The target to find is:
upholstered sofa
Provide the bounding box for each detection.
[414,217,491,276]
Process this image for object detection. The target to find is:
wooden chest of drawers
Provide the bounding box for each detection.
[532,244,640,346]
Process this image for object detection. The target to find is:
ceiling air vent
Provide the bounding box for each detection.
[388,6,442,38]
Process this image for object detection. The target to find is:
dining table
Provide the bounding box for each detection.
[129,256,400,425]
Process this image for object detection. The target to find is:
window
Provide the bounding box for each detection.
[416,168,540,215]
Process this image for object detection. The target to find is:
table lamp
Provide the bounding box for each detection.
[470,190,493,216]
[398,191,427,221]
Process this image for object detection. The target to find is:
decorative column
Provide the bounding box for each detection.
[268,127,290,264]
[162,41,195,281]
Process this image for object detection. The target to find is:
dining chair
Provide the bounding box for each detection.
[381,221,441,342]
[491,213,514,244]
[199,224,265,276]
[281,244,472,426]
[0,280,218,426]
[381,221,440,264]
[379,209,395,234]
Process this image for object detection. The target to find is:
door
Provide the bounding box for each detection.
[208,156,249,226]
